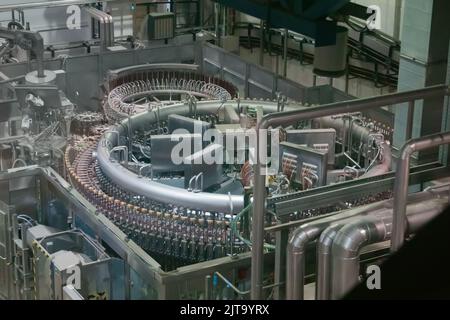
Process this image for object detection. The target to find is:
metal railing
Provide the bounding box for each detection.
[251,84,450,299]
[392,132,450,252]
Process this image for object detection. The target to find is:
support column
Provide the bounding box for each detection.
[393,0,403,41]
[393,0,450,162]
[439,37,450,165]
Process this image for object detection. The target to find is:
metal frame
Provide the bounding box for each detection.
[392,132,450,252]
[265,161,445,299]
[200,41,308,101]
[0,42,197,111]
[0,166,271,299]
[271,162,444,218]
[0,28,448,299]
[251,84,450,299]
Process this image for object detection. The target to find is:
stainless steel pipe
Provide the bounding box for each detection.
[391,131,450,252]
[286,198,388,300]
[85,7,107,50]
[283,29,288,77]
[316,224,347,300]
[85,7,114,51]
[98,100,307,215]
[286,198,395,300]
[286,225,322,300]
[287,189,446,300]
[252,84,450,299]
[330,197,447,299]
[314,116,372,146]
[330,213,392,300]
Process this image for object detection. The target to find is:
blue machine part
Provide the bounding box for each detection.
[214,0,352,46]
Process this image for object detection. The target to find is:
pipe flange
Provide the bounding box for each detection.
[25,70,56,84]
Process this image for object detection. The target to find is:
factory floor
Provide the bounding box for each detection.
[304,283,316,300]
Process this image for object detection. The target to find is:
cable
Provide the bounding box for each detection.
[139,145,151,159]
[131,154,139,164]
[17,214,34,223]
[7,21,24,30]
[12,158,27,168]
[365,145,382,173]
[17,214,36,227]
[230,203,275,250]
[343,152,361,169]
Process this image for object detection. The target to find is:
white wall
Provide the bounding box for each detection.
[239,47,391,99]
[351,0,403,39]
[108,2,134,39]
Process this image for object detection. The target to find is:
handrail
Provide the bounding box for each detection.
[391,131,450,252]
[213,271,283,297]
[251,84,450,299]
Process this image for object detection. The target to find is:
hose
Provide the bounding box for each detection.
[7,21,24,30]
[230,203,276,250]
[12,158,27,168]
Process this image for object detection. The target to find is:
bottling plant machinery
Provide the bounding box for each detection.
[0,1,450,301]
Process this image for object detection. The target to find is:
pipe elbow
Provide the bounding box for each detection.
[258,116,271,131]
[288,225,319,254]
[332,215,390,259]
[331,222,372,259]
[400,143,416,160]
[317,225,341,254]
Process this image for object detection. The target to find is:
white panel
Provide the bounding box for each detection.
[351,0,403,38]
[109,2,134,38]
